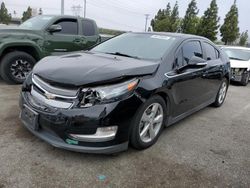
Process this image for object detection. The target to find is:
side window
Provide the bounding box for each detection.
[182,41,203,65]
[173,49,184,69]
[203,42,217,60]
[82,20,96,36]
[215,49,220,59]
[54,19,78,35]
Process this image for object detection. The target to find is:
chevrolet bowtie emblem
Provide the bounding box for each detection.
[44,92,55,100]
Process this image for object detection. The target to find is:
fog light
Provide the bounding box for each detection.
[69,126,118,142]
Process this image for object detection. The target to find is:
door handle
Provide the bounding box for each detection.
[74,37,87,44]
[74,38,81,43]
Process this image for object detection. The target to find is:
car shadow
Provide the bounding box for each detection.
[230,81,248,86]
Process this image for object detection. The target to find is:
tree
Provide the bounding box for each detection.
[22,7,32,22]
[220,0,239,44]
[170,1,180,32]
[239,31,248,46]
[181,0,199,34]
[38,8,43,15]
[151,9,166,31]
[153,3,171,32]
[151,2,180,32]
[0,2,12,25]
[165,2,171,17]
[197,0,220,41]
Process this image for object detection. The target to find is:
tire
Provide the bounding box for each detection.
[0,51,36,84]
[241,71,249,86]
[212,78,229,107]
[130,95,167,150]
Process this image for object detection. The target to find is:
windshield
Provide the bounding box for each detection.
[223,48,250,61]
[19,16,53,30]
[91,33,177,60]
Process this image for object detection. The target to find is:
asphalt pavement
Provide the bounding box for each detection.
[0,80,249,188]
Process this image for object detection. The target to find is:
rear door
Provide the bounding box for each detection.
[44,18,83,55]
[166,40,209,117]
[79,19,100,50]
[201,41,224,100]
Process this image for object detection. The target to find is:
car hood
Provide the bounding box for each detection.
[33,52,160,87]
[230,59,250,70]
[0,27,42,37]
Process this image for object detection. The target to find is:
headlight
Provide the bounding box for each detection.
[79,79,139,107]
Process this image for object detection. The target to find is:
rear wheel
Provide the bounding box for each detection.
[212,78,228,107]
[241,71,249,86]
[0,51,36,84]
[130,95,167,150]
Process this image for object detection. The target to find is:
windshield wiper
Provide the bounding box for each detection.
[229,57,246,61]
[105,52,140,59]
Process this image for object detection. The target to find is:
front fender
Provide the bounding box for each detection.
[0,40,44,59]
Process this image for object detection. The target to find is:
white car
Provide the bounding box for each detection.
[222,46,250,86]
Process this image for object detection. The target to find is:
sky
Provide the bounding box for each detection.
[3,0,250,36]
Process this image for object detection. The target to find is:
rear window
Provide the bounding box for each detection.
[82,20,96,36]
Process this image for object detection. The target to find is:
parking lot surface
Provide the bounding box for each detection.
[0,80,249,188]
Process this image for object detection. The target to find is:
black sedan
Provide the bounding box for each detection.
[20,32,230,154]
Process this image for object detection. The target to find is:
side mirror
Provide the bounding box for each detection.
[188,56,207,67]
[47,24,62,33]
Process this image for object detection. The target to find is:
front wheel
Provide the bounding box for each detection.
[0,51,36,84]
[212,78,228,107]
[130,95,167,150]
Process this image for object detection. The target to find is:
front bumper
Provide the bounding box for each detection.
[231,68,248,82]
[21,118,128,154]
[19,91,142,154]
[231,75,243,82]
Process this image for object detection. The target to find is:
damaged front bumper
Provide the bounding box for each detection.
[19,90,142,154]
[231,68,249,82]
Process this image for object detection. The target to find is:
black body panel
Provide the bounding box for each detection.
[20,32,230,153]
[33,52,159,87]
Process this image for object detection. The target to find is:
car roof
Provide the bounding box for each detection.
[133,32,209,40]
[221,46,250,51]
[34,15,95,22]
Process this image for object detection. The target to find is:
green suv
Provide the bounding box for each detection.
[0,15,101,84]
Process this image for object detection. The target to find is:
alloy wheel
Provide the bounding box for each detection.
[139,103,164,143]
[10,59,33,80]
[218,81,227,104]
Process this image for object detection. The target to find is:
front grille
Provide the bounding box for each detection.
[29,74,79,109]
[32,74,78,97]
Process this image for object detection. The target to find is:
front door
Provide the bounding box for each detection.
[44,18,83,55]
[200,41,224,101]
[80,19,100,50]
[167,40,209,117]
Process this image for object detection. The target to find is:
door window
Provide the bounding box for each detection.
[54,19,78,35]
[82,20,96,36]
[182,41,203,65]
[203,42,218,60]
[173,49,184,68]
